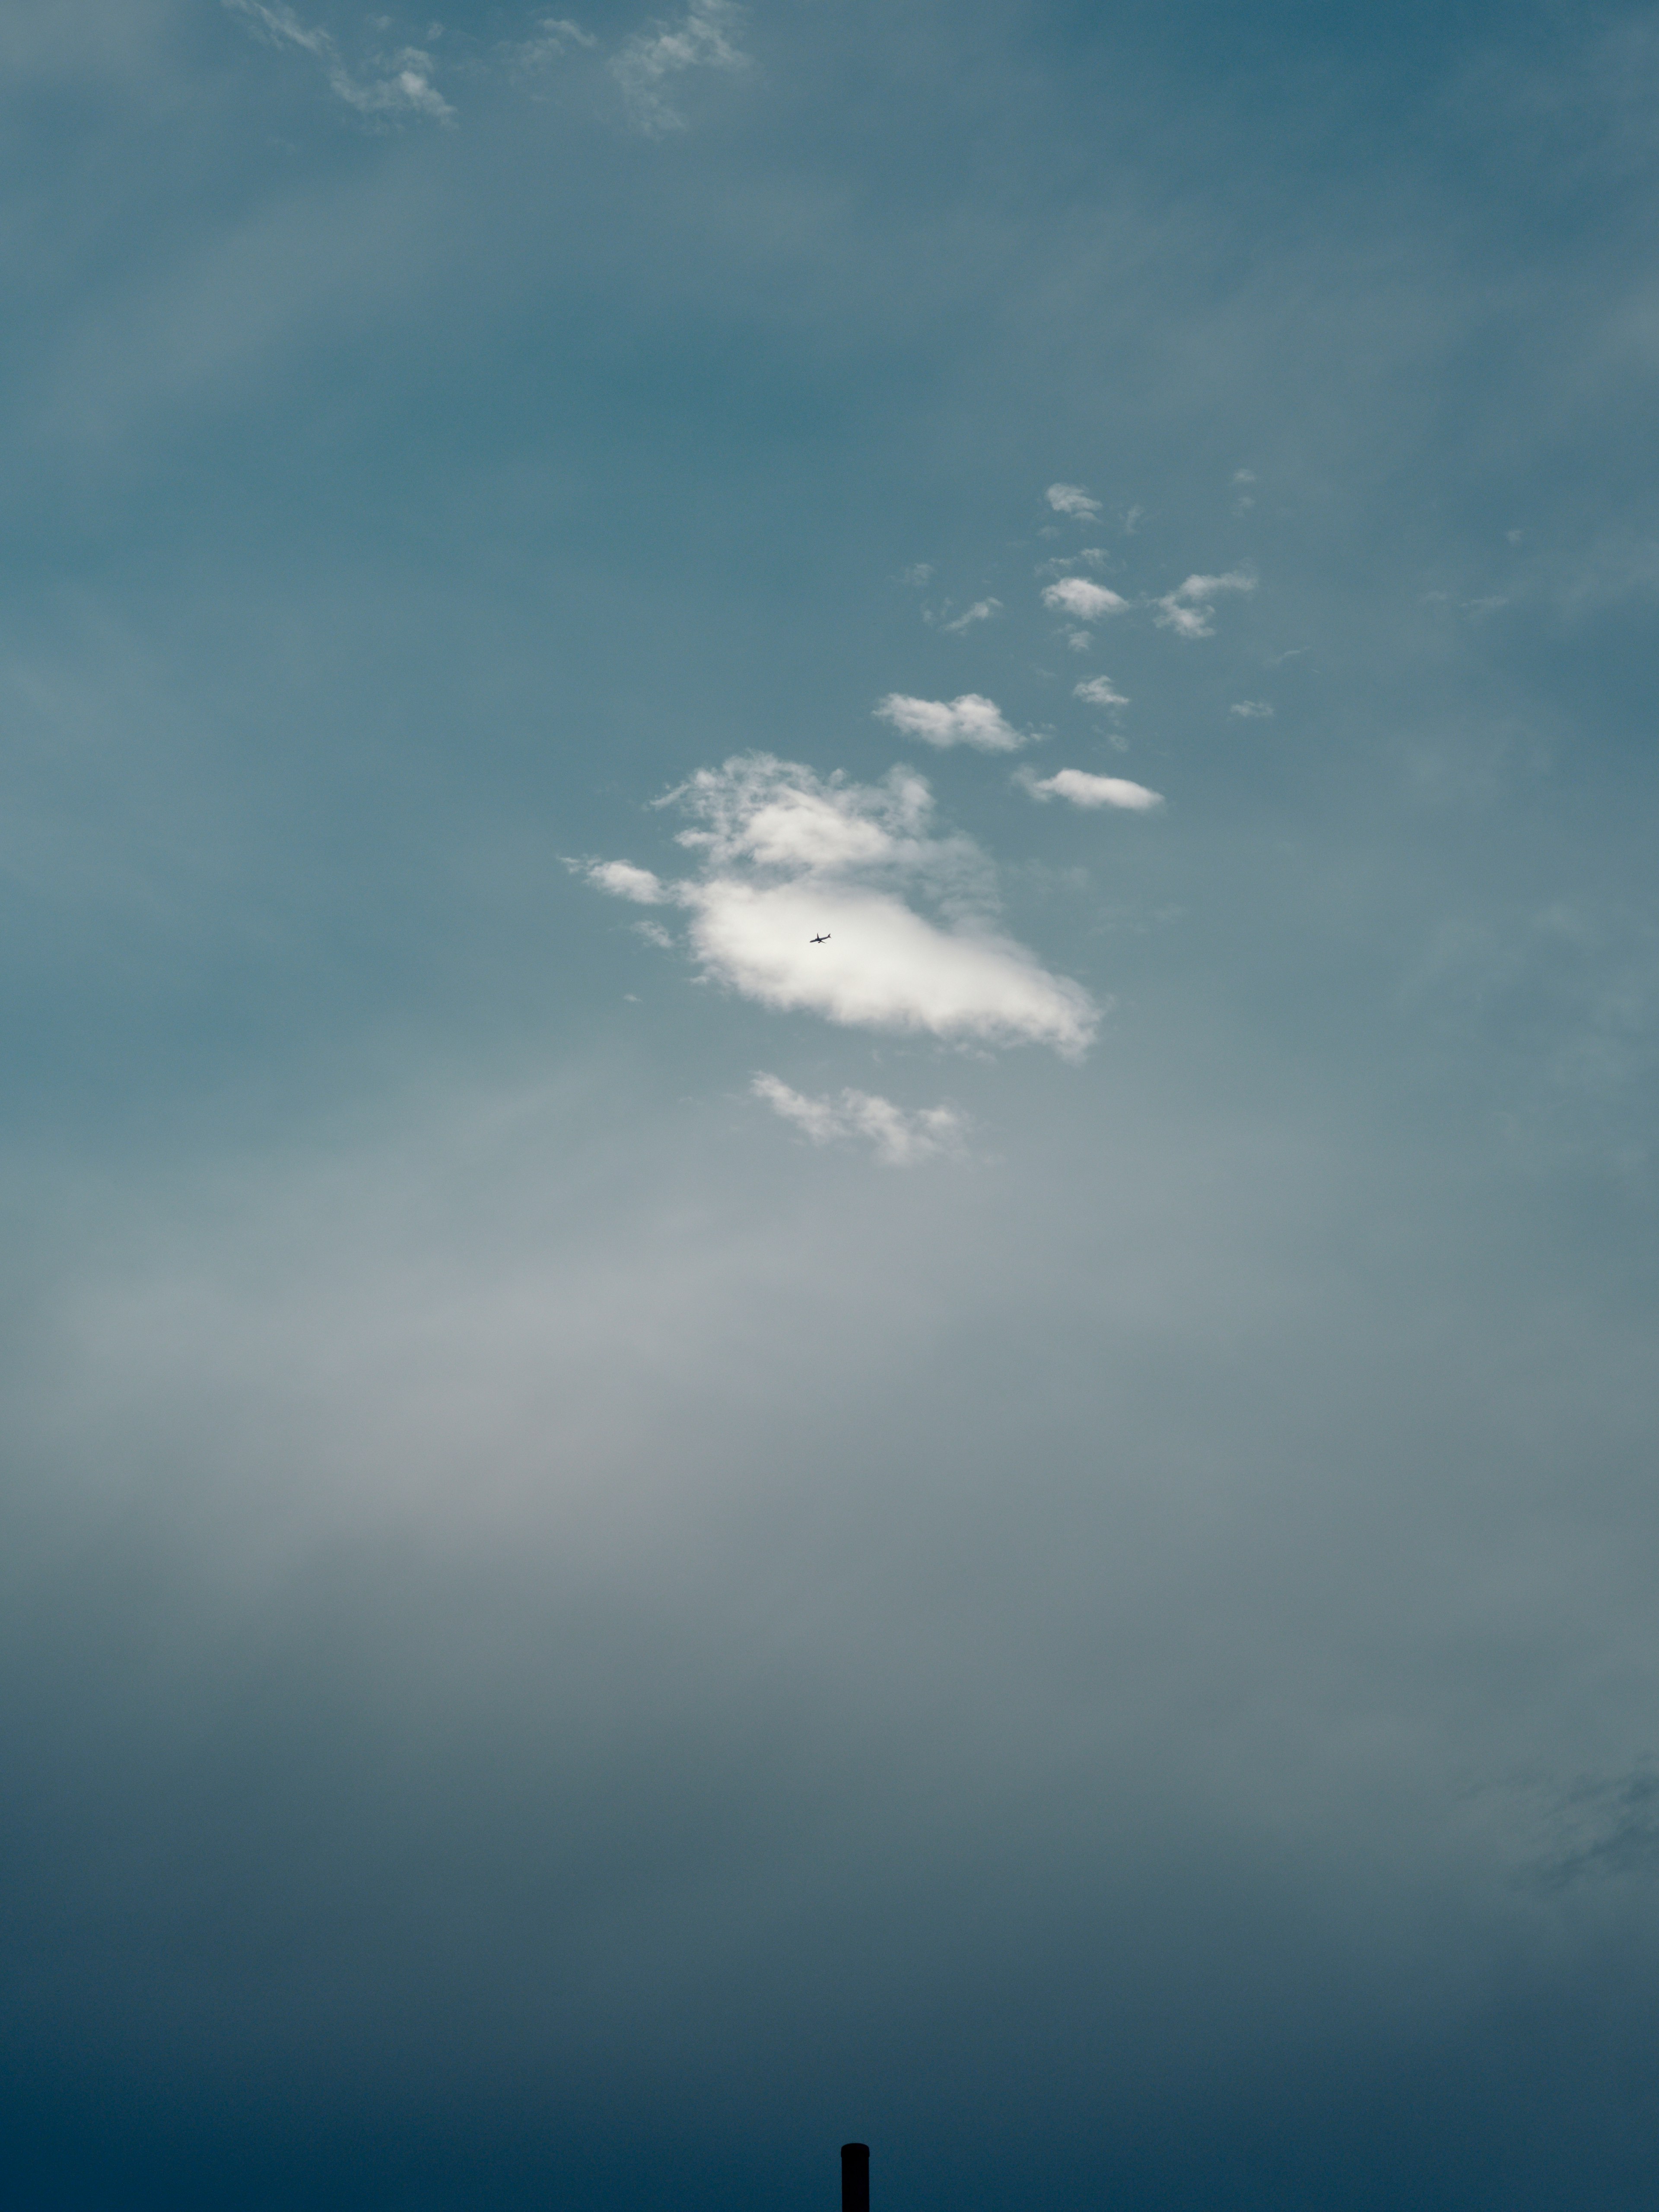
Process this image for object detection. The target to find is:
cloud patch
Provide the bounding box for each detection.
[1230,700,1274,719]
[750,1075,968,1165]
[1154,570,1256,638]
[1042,576,1128,622]
[1020,768,1164,812]
[1046,483,1102,520]
[1074,676,1130,709]
[874,693,1030,752]
[610,0,747,130]
[223,0,453,118]
[582,756,1097,1056]
[939,598,1001,633]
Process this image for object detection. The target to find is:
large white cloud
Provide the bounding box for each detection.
[582,755,1097,1056]
[874,692,1030,751]
[1042,576,1127,621]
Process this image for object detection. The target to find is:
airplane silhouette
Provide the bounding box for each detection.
[810,932,831,944]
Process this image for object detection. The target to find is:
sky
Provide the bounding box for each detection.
[5,0,1659,2205]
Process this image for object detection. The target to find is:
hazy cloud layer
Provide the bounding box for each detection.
[10,1,1659,2205]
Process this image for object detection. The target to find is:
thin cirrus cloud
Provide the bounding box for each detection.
[1020,767,1165,812]
[874,692,1031,752]
[1042,576,1128,621]
[222,0,453,118]
[610,0,748,130]
[1074,676,1130,709]
[939,598,1001,633]
[1046,483,1102,519]
[582,755,1097,1056]
[750,1075,968,1165]
[1155,570,1256,638]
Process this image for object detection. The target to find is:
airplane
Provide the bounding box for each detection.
[810,932,831,945]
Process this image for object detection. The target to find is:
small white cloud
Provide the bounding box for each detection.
[1123,505,1144,535]
[1066,630,1092,652]
[1074,676,1129,709]
[586,859,668,903]
[1046,483,1102,520]
[1229,700,1274,719]
[611,0,746,130]
[940,597,1001,633]
[1042,576,1127,622]
[1507,528,1524,546]
[1021,768,1164,812]
[1154,570,1255,639]
[874,692,1030,752]
[751,1074,968,1165]
[900,563,934,587]
[582,756,1096,1056]
[1233,469,1256,485]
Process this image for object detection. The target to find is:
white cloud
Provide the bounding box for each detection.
[585,859,668,903]
[1046,483,1101,520]
[1230,700,1274,720]
[1074,676,1129,709]
[610,0,747,130]
[1042,576,1127,622]
[900,563,933,586]
[581,756,1096,1056]
[223,0,454,117]
[750,1075,968,1165]
[1020,768,1164,812]
[1154,571,1255,639]
[1067,630,1092,652]
[873,693,1030,752]
[940,597,1001,633]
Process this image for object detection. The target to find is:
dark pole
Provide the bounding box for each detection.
[842,2144,870,2212]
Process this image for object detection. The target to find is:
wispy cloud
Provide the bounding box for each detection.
[223,0,453,118]
[1046,483,1101,520]
[939,597,1001,633]
[610,0,747,130]
[1154,570,1256,638]
[1019,768,1164,812]
[1230,699,1274,719]
[1074,676,1129,709]
[580,756,1096,1056]
[498,16,597,76]
[874,692,1031,752]
[1041,576,1128,622]
[750,1075,968,1165]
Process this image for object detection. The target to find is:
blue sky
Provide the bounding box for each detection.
[6,2,1659,2206]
